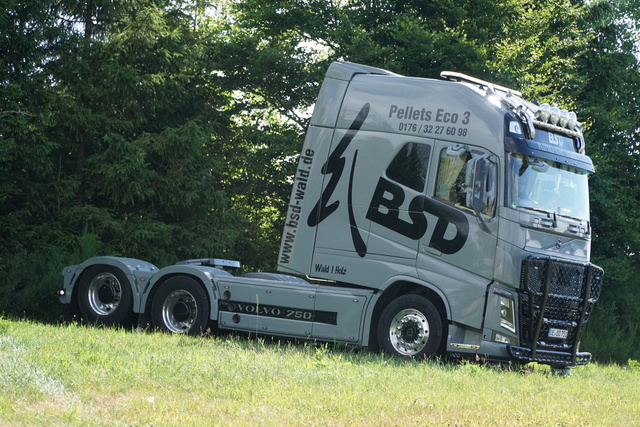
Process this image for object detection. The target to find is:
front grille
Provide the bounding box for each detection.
[514,256,603,366]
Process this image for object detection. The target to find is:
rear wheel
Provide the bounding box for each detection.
[78,265,134,326]
[377,295,443,359]
[151,276,210,335]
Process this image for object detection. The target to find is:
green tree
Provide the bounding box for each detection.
[0,1,247,319]
[0,1,69,319]
[207,12,327,269]
[575,1,640,362]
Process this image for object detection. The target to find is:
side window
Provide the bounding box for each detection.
[435,145,471,206]
[386,142,431,192]
[435,144,497,219]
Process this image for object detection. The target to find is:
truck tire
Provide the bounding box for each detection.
[151,276,210,335]
[77,265,135,326]
[377,295,443,359]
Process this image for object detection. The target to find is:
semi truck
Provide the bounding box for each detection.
[59,61,603,369]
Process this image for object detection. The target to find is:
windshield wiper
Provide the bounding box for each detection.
[513,205,558,227]
[556,212,586,223]
[514,205,553,216]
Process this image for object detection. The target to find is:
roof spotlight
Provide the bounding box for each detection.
[549,106,561,125]
[567,111,577,129]
[558,110,570,127]
[537,103,551,122]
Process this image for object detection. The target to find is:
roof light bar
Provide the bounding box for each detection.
[534,103,582,136]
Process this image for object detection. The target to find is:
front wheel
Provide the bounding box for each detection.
[151,276,210,335]
[377,295,443,359]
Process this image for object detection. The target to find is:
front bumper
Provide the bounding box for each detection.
[508,345,591,366]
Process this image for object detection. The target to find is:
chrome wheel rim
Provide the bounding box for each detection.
[161,290,198,333]
[88,272,122,316]
[388,308,430,356]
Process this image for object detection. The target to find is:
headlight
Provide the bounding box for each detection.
[499,296,516,333]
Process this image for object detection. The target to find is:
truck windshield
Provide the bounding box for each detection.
[507,153,590,221]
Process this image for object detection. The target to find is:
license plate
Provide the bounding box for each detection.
[548,328,569,339]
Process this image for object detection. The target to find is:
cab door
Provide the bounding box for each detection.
[416,141,498,329]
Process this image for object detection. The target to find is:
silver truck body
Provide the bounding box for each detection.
[60,62,603,367]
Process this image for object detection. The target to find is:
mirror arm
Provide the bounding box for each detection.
[472,204,492,232]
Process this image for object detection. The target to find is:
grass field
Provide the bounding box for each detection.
[0,318,638,426]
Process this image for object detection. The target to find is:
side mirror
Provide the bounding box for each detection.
[466,154,497,220]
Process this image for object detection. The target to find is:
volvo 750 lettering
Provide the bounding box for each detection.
[59,62,603,370]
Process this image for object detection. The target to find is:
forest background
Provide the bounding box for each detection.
[1,0,638,363]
